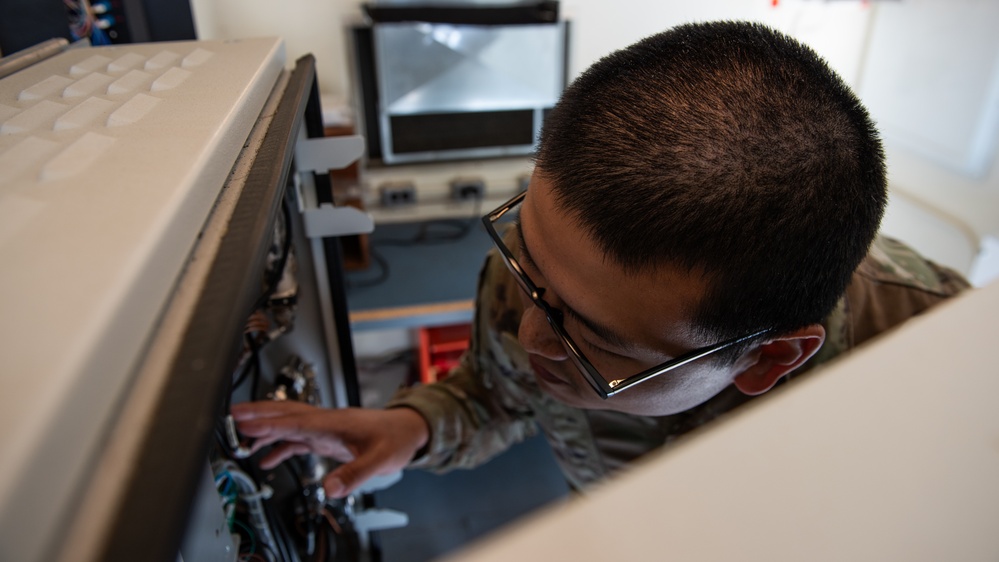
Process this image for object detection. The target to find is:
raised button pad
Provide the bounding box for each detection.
[0,46,216,185]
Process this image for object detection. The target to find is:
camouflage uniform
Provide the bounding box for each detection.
[385,235,970,491]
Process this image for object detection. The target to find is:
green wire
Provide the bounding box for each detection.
[231,518,257,554]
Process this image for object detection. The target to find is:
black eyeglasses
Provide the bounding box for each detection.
[482,190,771,399]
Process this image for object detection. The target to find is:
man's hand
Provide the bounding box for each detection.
[230,401,429,498]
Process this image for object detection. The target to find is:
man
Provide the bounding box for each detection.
[233,21,969,496]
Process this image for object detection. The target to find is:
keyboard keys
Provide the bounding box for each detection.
[55,96,115,130]
[150,67,190,92]
[108,52,146,73]
[63,72,114,98]
[145,50,180,70]
[18,75,73,101]
[1,100,67,134]
[107,93,160,127]
[0,38,286,562]
[0,136,59,184]
[107,69,152,95]
[40,131,115,181]
[182,48,214,68]
[70,54,112,76]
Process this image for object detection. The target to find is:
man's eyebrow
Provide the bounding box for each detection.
[515,224,633,351]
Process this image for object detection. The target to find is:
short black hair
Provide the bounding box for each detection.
[535,21,886,343]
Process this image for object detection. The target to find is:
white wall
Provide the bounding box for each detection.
[856,0,999,284]
[561,0,871,85]
[189,0,365,105]
[190,0,999,281]
[188,0,873,111]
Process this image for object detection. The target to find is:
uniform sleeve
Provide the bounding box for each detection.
[384,247,539,473]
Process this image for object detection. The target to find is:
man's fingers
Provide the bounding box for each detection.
[244,431,287,455]
[229,404,405,497]
[236,408,354,440]
[259,442,312,470]
[231,400,317,421]
[236,412,332,441]
[238,418,334,454]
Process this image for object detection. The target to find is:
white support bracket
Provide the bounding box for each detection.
[294,134,374,239]
[352,508,410,535]
[295,135,365,173]
[302,203,374,239]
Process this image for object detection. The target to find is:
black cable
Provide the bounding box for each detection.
[214,195,301,559]
[248,336,263,401]
[237,455,296,562]
[283,458,317,552]
[258,541,279,561]
[346,203,483,290]
[214,424,231,456]
[226,197,291,407]
[377,212,481,247]
[230,334,259,392]
[263,492,296,562]
[254,197,294,312]
[344,246,390,289]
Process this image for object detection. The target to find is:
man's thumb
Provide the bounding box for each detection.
[323,473,347,498]
[323,457,379,498]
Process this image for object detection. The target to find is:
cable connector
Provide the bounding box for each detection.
[224,415,253,459]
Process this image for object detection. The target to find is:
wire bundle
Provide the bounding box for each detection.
[64,0,113,45]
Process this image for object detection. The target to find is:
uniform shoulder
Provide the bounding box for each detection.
[860,235,970,295]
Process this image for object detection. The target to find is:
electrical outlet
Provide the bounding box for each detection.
[450,177,485,201]
[379,182,417,207]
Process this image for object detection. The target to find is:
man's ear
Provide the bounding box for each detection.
[732,325,826,396]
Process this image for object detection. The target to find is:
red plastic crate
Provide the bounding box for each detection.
[417,323,471,383]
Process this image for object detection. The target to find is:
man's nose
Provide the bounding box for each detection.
[518,304,570,361]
